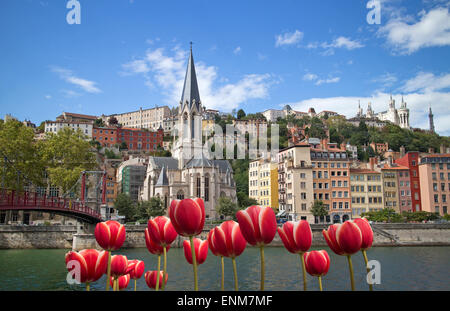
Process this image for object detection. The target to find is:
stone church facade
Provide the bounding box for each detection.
[356,96,410,129]
[140,46,237,219]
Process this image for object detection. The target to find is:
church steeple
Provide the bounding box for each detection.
[180,43,201,112]
[429,104,435,133]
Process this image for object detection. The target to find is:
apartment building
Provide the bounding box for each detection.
[248,158,279,210]
[278,143,314,222]
[44,120,93,138]
[419,154,450,216]
[395,151,422,211]
[92,126,164,151]
[381,164,411,213]
[350,169,383,218]
[110,106,172,130]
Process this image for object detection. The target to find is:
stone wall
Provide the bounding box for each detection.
[1,223,449,250]
[0,225,77,249]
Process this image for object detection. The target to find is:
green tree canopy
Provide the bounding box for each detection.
[216,196,240,219]
[137,197,166,220]
[39,127,97,192]
[114,193,136,222]
[311,200,328,217]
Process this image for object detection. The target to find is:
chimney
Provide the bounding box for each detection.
[440,145,445,154]
[321,138,328,149]
[340,142,346,150]
[388,156,393,166]
[428,147,434,154]
[400,146,406,158]
[369,157,375,170]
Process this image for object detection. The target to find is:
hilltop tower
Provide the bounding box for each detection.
[429,104,435,133]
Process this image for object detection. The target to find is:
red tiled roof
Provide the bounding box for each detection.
[350,168,380,174]
[63,112,98,120]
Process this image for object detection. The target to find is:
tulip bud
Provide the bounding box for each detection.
[322,224,345,255]
[213,221,247,258]
[94,220,126,251]
[236,205,277,247]
[336,221,363,255]
[110,255,128,278]
[145,271,168,290]
[277,220,312,254]
[126,260,145,280]
[183,238,209,265]
[110,274,130,291]
[354,218,374,250]
[169,198,205,237]
[65,249,108,283]
[304,250,330,277]
[145,228,165,255]
[147,216,178,247]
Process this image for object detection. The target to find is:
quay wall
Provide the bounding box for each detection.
[0,223,449,250]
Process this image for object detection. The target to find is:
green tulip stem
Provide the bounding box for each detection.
[190,236,198,291]
[221,256,225,291]
[362,250,373,291]
[86,282,90,291]
[347,255,355,291]
[134,279,137,291]
[299,253,307,291]
[106,251,111,291]
[232,257,239,291]
[162,246,167,291]
[260,246,265,291]
[318,276,323,291]
[155,255,161,291]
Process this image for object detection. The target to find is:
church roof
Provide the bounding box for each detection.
[180,44,201,111]
[155,165,169,186]
[149,157,179,170]
[183,156,233,173]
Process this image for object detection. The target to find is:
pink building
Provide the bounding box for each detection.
[419,154,450,216]
[397,167,412,213]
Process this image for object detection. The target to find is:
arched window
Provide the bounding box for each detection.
[196,175,201,198]
[177,190,184,200]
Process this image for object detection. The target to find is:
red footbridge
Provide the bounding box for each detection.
[0,189,103,223]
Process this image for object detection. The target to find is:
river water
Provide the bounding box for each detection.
[0,246,449,291]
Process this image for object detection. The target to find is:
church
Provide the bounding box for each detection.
[140,46,237,219]
[356,95,410,129]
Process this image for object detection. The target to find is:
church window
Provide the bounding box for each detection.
[196,177,201,198]
[205,176,209,202]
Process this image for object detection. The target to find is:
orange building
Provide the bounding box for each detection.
[92,127,118,147]
[419,154,450,216]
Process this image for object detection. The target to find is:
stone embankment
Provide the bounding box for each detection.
[0,223,449,250]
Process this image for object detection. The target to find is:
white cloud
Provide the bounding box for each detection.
[325,37,365,50]
[378,7,450,54]
[401,71,450,93]
[284,91,450,135]
[372,72,398,88]
[275,30,304,47]
[51,66,101,94]
[60,89,82,98]
[303,73,318,81]
[233,46,242,55]
[122,47,274,112]
[44,95,52,99]
[315,77,340,86]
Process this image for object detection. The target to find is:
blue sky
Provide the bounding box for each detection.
[1,0,450,135]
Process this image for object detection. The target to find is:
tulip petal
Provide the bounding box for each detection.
[236,210,257,246]
[258,206,277,245]
[336,221,362,255]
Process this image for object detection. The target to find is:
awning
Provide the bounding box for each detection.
[276,210,286,217]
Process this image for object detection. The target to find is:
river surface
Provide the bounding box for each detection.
[0,246,449,291]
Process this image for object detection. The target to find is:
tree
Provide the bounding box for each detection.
[119,141,128,150]
[137,197,166,220]
[216,197,240,219]
[237,109,246,120]
[114,193,136,222]
[108,116,119,126]
[39,127,97,192]
[311,200,328,217]
[94,118,105,127]
[0,119,45,190]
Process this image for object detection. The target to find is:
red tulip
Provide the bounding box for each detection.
[145,271,168,290]
[336,221,362,255]
[126,260,145,280]
[207,229,220,256]
[65,249,108,283]
[213,221,247,258]
[354,218,373,250]
[110,274,130,291]
[145,228,165,255]
[94,220,126,251]
[322,224,345,255]
[110,255,128,278]
[235,205,277,246]
[277,220,312,254]
[169,198,205,237]
[147,216,178,247]
[303,250,330,277]
[183,238,209,265]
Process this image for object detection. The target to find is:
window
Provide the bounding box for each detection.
[196,177,201,198]
[205,176,209,202]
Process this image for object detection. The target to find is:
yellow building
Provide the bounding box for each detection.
[202,119,215,132]
[249,158,279,211]
[350,168,384,218]
[381,167,400,213]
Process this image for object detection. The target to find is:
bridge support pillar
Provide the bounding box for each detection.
[72,221,98,251]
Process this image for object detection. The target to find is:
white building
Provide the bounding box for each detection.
[355,96,410,129]
[44,120,93,139]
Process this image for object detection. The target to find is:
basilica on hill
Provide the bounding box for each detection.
[140,46,237,220]
[356,95,410,129]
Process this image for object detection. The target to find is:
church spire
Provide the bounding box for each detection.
[180,43,201,111]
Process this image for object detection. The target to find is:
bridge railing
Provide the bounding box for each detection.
[0,189,101,219]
